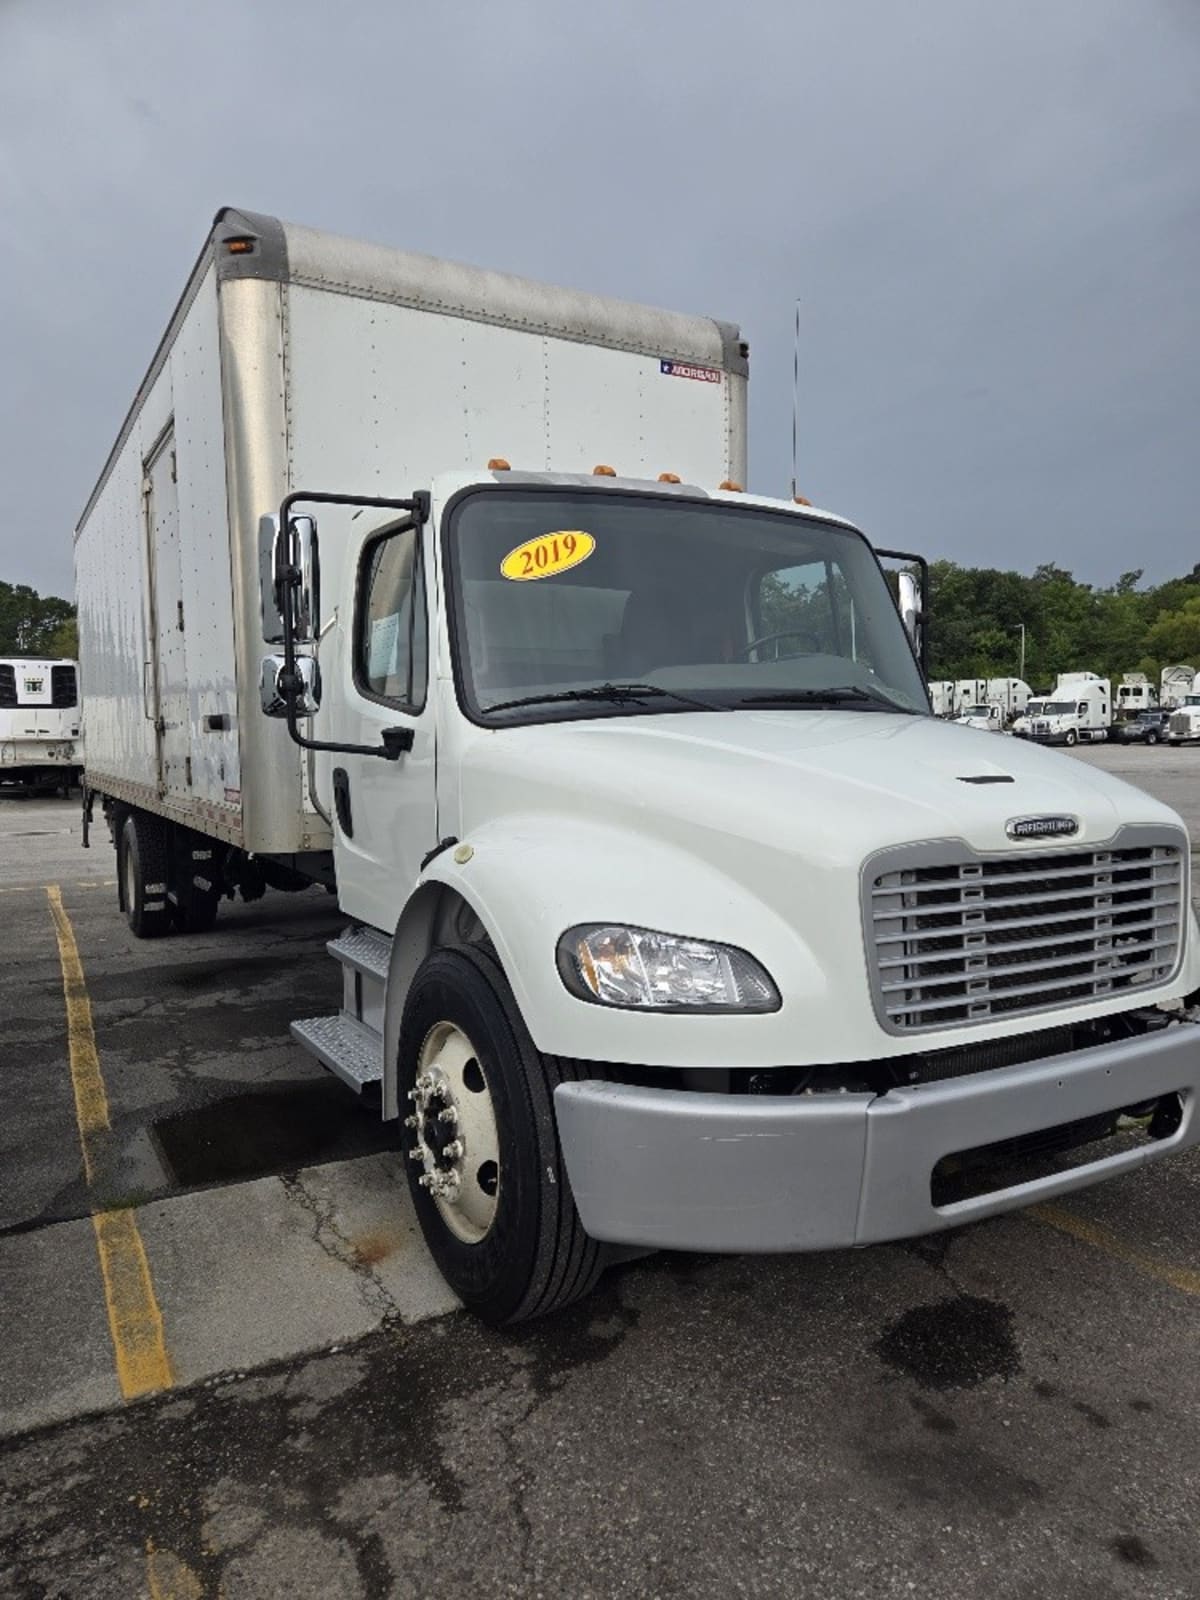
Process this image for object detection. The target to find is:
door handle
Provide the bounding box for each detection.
[332,767,353,837]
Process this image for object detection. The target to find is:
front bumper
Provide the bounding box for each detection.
[553,1023,1200,1252]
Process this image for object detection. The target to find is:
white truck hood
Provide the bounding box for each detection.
[460,709,1177,863]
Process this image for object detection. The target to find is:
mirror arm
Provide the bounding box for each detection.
[276,490,429,763]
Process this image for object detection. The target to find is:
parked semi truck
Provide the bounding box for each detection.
[0,657,82,794]
[1029,677,1112,747]
[75,208,1200,1323]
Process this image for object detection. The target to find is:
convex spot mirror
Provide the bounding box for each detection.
[260,654,322,718]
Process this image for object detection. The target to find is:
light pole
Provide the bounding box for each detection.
[1013,622,1026,682]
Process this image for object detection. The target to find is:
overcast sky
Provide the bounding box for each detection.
[1,0,1197,599]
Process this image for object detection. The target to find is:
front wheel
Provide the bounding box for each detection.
[1145,731,1159,746]
[398,945,607,1324]
[1064,729,1078,747]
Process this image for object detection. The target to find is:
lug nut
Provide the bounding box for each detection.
[403,1115,417,1129]
[438,1106,458,1125]
[408,1147,425,1162]
[442,1139,464,1160]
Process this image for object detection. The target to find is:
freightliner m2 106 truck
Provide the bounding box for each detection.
[75,209,1200,1322]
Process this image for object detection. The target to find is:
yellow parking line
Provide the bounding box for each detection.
[0,879,115,894]
[45,885,174,1398]
[1031,1202,1200,1297]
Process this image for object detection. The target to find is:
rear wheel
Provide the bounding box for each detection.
[119,812,173,939]
[398,945,607,1324]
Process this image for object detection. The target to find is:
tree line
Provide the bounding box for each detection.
[925,560,1200,688]
[0,582,78,658]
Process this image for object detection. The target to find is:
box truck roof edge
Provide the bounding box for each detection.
[75,206,748,538]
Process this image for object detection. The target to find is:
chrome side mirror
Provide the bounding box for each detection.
[897,570,921,644]
[258,514,284,643]
[270,514,321,644]
[260,654,321,718]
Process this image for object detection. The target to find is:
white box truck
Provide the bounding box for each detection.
[75,209,1200,1323]
[1161,665,1196,710]
[0,657,82,793]
[1116,673,1157,720]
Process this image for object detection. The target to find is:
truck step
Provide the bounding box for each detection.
[327,925,391,982]
[291,1014,382,1093]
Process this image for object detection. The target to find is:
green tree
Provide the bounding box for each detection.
[0,582,77,656]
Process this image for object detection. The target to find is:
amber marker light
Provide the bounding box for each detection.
[593,464,617,476]
[487,457,511,471]
[718,480,743,492]
[794,495,812,506]
[225,238,254,254]
[658,472,681,483]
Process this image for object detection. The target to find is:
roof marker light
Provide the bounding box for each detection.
[719,480,743,492]
[487,457,511,471]
[658,472,681,483]
[225,238,255,254]
[793,495,812,506]
[593,464,617,477]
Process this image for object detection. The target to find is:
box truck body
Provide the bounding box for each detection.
[74,210,1200,1323]
[0,658,82,791]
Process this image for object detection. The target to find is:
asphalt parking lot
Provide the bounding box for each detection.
[2,742,1199,1598]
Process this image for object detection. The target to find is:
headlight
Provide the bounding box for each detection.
[556,924,781,1013]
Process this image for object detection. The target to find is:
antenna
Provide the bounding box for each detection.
[790,298,801,500]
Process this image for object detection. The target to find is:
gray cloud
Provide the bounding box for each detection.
[1,0,1196,598]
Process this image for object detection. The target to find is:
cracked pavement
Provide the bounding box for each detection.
[3,753,1200,1596]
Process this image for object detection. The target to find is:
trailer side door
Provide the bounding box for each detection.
[144,427,191,798]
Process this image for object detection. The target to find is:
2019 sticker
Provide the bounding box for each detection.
[500,531,595,582]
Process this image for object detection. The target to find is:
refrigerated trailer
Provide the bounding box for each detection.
[0,658,82,793]
[75,208,1200,1323]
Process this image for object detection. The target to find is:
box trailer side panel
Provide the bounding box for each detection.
[77,267,248,839]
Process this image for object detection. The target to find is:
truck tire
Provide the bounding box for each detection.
[1064,729,1078,747]
[119,812,173,939]
[398,945,606,1325]
[1145,730,1159,746]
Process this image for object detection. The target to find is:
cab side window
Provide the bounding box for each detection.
[357,525,427,709]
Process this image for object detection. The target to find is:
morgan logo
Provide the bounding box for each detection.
[659,359,722,384]
[1006,815,1080,840]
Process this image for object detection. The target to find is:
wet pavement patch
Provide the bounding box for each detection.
[149,1082,395,1188]
[1111,1533,1157,1568]
[875,1294,1021,1390]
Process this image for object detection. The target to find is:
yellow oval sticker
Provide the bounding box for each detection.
[500,530,595,582]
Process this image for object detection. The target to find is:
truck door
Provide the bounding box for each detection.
[143,428,191,797]
[327,517,437,930]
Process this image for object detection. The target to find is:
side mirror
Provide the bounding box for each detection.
[258,515,284,643]
[271,514,321,645]
[896,570,921,643]
[260,654,321,718]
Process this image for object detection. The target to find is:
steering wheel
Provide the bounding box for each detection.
[735,628,820,662]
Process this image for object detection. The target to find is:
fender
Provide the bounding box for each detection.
[380,814,838,1115]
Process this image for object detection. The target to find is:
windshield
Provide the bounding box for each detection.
[1044,701,1076,715]
[445,489,929,723]
[963,705,990,717]
[1025,701,1044,716]
[1184,695,1200,707]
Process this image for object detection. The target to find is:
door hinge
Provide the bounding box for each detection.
[177,600,185,632]
[185,756,193,787]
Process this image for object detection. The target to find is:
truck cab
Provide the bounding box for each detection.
[952,702,1004,732]
[1168,694,1200,744]
[1029,685,1111,747]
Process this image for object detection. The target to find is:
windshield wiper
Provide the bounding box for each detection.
[735,685,914,712]
[483,682,730,715]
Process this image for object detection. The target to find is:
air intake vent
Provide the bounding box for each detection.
[51,665,77,708]
[864,830,1185,1034]
[0,665,14,708]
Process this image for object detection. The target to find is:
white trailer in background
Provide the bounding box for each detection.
[73,207,1200,1325]
[985,678,1031,720]
[927,681,956,717]
[953,679,989,714]
[0,657,82,793]
[1116,673,1157,719]
[1161,665,1196,709]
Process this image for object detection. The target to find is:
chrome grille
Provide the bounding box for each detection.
[1169,712,1192,737]
[865,836,1185,1034]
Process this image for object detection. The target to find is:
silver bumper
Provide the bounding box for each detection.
[553,1024,1200,1252]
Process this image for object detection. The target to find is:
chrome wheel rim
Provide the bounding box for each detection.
[406,1021,501,1244]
